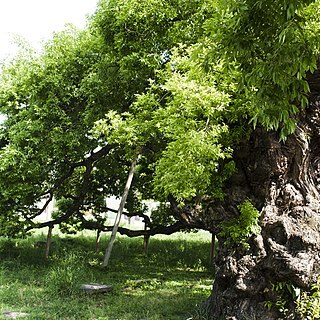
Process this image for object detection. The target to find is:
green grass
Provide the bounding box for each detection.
[0,231,213,320]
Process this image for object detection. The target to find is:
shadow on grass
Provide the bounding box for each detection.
[0,233,214,320]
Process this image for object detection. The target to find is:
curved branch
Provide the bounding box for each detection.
[168,194,207,228]
[26,145,114,231]
[96,205,152,225]
[80,217,191,237]
[26,212,73,230]
[37,144,114,211]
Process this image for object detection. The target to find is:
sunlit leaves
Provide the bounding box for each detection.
[219,199,261,249]
[93,110,140,149]
[204,0,320,139]
[154,128,232,202]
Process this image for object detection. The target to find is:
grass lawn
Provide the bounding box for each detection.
[0,231,213,319]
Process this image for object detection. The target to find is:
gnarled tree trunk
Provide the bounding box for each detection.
[206,71,320,319]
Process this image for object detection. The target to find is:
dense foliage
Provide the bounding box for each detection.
[0,0,320,239]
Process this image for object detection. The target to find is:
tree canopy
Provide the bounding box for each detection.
[0,0,319,239]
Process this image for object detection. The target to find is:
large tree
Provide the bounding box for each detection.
[1,0,320,318]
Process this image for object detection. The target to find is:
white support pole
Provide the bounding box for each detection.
[102,156,138,267]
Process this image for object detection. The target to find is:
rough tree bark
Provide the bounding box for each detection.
[205,69,320,319]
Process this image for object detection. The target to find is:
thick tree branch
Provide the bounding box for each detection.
[37,144,114,210]
[168,194,208,229]
[96,205,151,225]
[26,145,114,230]
[79,217,190,237]
[26,212,73,230]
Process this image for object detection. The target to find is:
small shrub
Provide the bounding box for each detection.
[219,199,261,249]
[265,281,301,318]
[296,279,320,320]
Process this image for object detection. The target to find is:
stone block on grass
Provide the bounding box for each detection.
[2,312,28,319]
[80,283,113,294]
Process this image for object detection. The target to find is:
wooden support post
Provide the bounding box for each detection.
[143,221,150,255]
[102,156,138,267]
[210,233,216,265]
[96,229,102,252]
[45,225,53,259]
